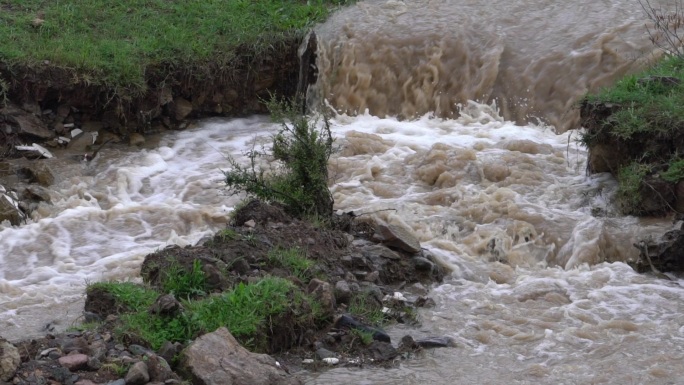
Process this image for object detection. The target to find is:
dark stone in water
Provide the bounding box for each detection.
[415,336,457,348]
[334,314,390,343]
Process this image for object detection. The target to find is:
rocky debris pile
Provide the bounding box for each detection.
[0,200,456,384]
[3,328,181,385]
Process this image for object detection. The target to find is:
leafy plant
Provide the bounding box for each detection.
[223,97,335,219]
[662,157,684,183]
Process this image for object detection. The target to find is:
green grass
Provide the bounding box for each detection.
[583,55,684,144]
[616,162,652,214]
[0,0,352,91]
[161,259,208,299]
[88,281,158,311]
[662,157,684,183]
[348,291,386,327]
[267,246,314,281]
[97,276,306,351]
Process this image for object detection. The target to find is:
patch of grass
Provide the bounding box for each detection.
[662,157,684,183]
[110,276,299,351]
[87,281,158,312]
[348,291,386,327]
[267,247,314,281]
[161,259,208,299]
[583,55,684,143]
[0,0,353,91]
[187,276,293,349]
[351,328,374,346]
[616,162,652,214]
[217,228,238,241]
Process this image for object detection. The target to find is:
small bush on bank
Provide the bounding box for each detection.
[161,259,208,299]
[223,98,335,220]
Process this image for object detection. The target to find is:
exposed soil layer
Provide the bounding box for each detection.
[580,98,683,216]
[0,38,305,160]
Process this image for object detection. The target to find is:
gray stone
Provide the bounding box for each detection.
[368,341,398,361]
[124,361,150,385]
[20,162,55,186]
[307,279,335,316]
[157,341,182,364]
[415,336,457,348]
[315,348,336,360]
[412,256,435,272]
[1,104,54,139]
[145,354,179,383]
[0,192,25,226]
[0,337,20,381]
[172,97,193,121]
[179,327,301,385]
[58,353,89,371]
[375,223,421,254]
[334,280,351,304]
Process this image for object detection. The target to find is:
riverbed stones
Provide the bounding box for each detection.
[0,189,25,225]
[179,327,301,385]
[58,353,89,371]
[0,337,20,381]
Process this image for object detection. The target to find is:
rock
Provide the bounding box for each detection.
[148,294,183,316]
[172,97,193,121]
[19,162,56,186]
[22,185,52,204]
[334,280,351,304]
[334,314,390,343]
[368,341,398,361]
[415,336,457,348]
[398,335,420,352]
[157,341,183,364]
[0,337,20,381]
[145,354,179,383]
[125,361,150,385]
[15,143,54,158]
[129,133,145,146]
[179,327,301,385]
[632,228,684,274]
[412,256,435,272]
[58,353,89,371]
[315,348,336,360]
[1,104,54,139]
[375,223,421,254]
[307,279,335,315]
[0,190,26,225]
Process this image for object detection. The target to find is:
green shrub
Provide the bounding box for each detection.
[662,158,684,183]
[223,98,334,219]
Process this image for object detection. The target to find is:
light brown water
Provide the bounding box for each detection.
[2,1,684,384]
[312,0,662,132]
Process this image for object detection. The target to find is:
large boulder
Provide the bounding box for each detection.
[0,337,20,382]
[178,327,301,385]
[375,223,421,254]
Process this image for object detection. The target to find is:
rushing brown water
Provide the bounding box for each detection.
[311,0,662,132]
[2,1,684,385]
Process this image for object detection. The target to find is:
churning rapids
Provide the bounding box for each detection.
[2,0,684,383]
